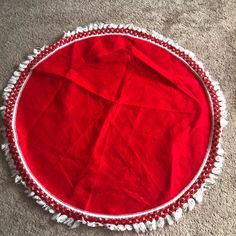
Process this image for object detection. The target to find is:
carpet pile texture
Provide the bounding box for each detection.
[0,0,235,235]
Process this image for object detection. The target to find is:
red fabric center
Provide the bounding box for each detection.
[15,35,211,215]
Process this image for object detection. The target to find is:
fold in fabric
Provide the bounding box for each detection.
[16,35,212,215]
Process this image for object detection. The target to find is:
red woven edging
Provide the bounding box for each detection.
[4,27,222,225]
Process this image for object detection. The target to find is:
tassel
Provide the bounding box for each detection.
[156,217,165,228]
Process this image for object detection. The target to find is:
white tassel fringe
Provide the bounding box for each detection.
[0,23,227,232]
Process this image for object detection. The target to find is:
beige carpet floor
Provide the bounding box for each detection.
[0,0,235,235]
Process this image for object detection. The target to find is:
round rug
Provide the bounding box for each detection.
[1,23,227,232]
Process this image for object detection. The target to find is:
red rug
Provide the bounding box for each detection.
[1,24,227,232]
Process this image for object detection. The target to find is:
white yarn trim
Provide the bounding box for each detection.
[0,23,227,232]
